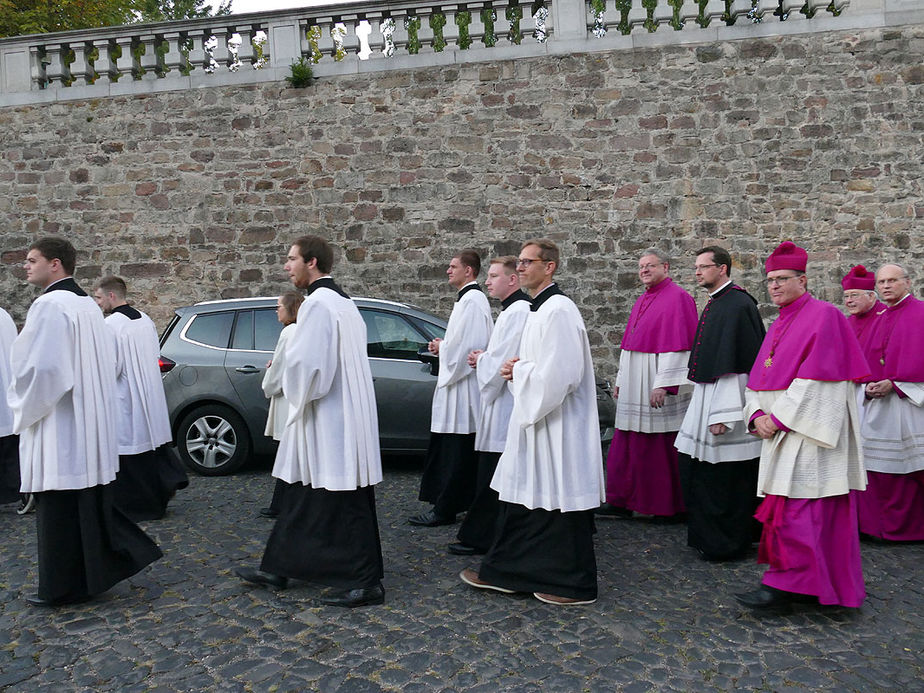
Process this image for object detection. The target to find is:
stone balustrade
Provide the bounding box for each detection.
[1,0,919,105]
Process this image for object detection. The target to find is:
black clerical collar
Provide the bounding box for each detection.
[530,283,564,311]
[456,282,482,301]
[43,277,87,296]
[501,289,530,311]
[112,304,142,320]
[708,281,733,298]
[306,276,349,298]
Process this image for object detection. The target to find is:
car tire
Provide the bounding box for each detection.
[176,405,251,476]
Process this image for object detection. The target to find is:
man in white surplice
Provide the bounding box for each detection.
[0,305,22,510]
[236,236,385,608]
[93,275,187,522]
[449,256,531,556]
[10,237,161,607]
[460,239,604,606]
[410,249,493,527]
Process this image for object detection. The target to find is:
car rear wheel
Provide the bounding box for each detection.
[177,405,251,476]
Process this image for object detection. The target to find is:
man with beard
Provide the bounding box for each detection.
[236,236,385,608]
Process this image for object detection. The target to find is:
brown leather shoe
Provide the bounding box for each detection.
[459,568,515,594]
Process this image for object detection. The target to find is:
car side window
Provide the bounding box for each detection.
[254,309,284,352]
[184,311,235,349]
[408,316,446,341]
[361,310,429,360]
[231,310,254,350]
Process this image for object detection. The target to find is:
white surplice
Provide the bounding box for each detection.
[744,379,866,499]
[0,307,17,437]
[262,322,296,441]
[861,382,924,474]
[675,373,762,463]
[105,311,172,455]
[491,294,605,512]
[272,286,382,491]
[430,284,493,434]
[614,349,692,432]
[9,291,120,492]
[474,298,530,453]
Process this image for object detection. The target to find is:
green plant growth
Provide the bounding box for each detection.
[666,0,684,28]
[285,56,314,88]
[506,5,523,44]
[430,12,447,51]
[482,8,497,47]
[642,0,659,30]
[615,0,632,34]
[457,10,472,49]
[406,15,422,54]
[696,0,711,26]
[306,25,322,64]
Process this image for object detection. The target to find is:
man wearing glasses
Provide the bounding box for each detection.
[675,246,765,562]
[856,264,924,542]
[737,241,869,609]
[602,248,698,520]
[459,239,604,605]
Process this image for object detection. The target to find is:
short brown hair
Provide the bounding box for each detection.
[490,256,518,274]
[94,275,127,299]
[522,238,560,266]
[30,237,77,275]
[455,249,481,277]
[292,236,334,274]
[695,246,732,278]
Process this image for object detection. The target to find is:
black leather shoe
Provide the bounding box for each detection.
[735,585,794,609]
[319,583,385,608]
[407,509,456,527]
[259,507,278,518]
[448,542,482,556]
[235,567,288,589]
[593,503,632,518]
[26,593,92,607]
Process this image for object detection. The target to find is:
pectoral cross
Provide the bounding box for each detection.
[764,356,773,368]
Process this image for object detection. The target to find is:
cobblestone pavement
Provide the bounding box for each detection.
[1,458,922,691]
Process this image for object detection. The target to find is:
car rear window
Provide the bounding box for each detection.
[254,309,284,352]
[184,311,234,349]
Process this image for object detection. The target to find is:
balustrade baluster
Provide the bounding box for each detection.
[210,29,232,72]
[312,18,337,60]
[236,26,257,68]
[441,8,461,49]
[185,30,206,72]
[467,6,487,46]
[30,46,47,89]
[363,12,387,59]
[627,0,648,32]
[491,1,513,44]
[390,11,410,55]
[44,44,68,87]
[69,42,93,86]
[780,0,807,19]
[337,17,361,59]
[162,32,185,76]
[415,10,436,52]
[115,36,138,81]
[139,34,161,79]
[93,39,117,84]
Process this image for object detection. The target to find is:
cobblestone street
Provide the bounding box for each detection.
[1,458,921,691]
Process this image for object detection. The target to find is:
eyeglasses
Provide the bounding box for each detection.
[516,258,544,267]
[765,275,803,287]
[638,263,664,271]
[694,263,718,271]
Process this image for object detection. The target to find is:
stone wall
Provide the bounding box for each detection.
[1,23,922,380]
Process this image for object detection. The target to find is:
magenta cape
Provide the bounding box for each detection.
[747,293,869,391]
[620,277,697,353]
[866,294,924,382]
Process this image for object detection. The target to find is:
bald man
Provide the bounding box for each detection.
[857,264,924,541]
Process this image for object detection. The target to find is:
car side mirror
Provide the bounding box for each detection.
[417,347,439,377]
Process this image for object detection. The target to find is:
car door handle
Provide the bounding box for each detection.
[235,366,261,374]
